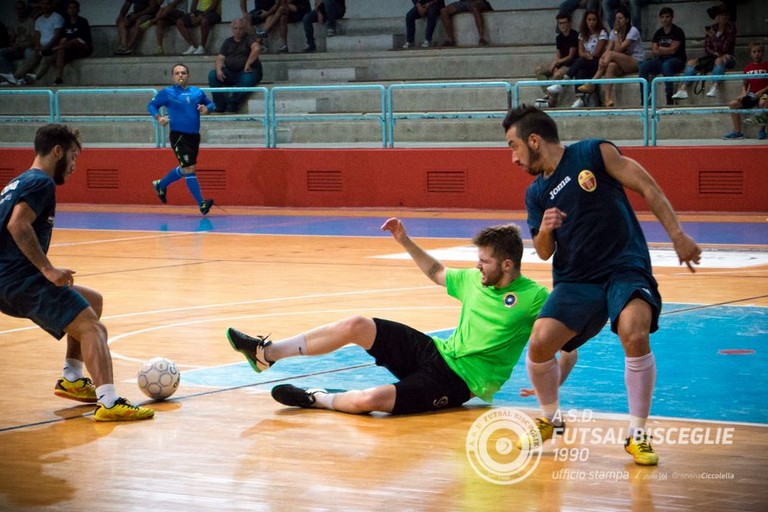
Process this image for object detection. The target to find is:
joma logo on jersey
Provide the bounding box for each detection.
[549,176,571,200]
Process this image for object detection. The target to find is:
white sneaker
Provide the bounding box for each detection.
[571,97,585,108]
[546,84,562,95]
[671,89,688,100]
[402,41,413,49]
[192,46,205,55]
[0,72,18,85]
[182,45,197,55]
[421,40,430,48]
[706,85,718,98]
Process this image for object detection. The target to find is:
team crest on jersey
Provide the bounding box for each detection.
[578,170,597,192]
[503,293,517,308]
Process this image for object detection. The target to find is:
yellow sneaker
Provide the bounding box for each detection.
[624,434,659,466]
[516,417,564,449]
[54,377,97,403]
[93,397,154,422]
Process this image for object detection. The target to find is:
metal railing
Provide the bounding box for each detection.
[387,81,512,147]
[1,77,767,147]
[269,84,387,148]
[0,89,55,124]
[649,73,768,145]
[513,78,650,145]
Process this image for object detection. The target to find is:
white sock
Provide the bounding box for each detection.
[526,354,560,421]
[63,358,84,381]
[310,389,335,410]
[96,384,119,407]
[625,352,656,433]
[265,333,307,362]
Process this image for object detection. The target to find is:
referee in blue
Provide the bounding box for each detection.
[148,63,216,215]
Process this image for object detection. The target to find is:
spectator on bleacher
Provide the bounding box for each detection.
[28,0,68,19]
[176,0,222,55]
[240,0,276,31]
[440,0,492,47]
[50,0,91,85]
[671,3,736,101]
[114,0,160,56]
[18,0,65,85]
[403,0,445,49]
[557,0,598,29]
[302,0,346,53]
[535,13,579,107]
[258,0,311,54]
[567,8,608,108]
[578,6,643,108]
[0,1,35,86]
[601,0,663,35]
[144,0,187,56]
[638,6,685,106]
[148,63,216,215]
[208,17,262,113]
[723,42,768,140]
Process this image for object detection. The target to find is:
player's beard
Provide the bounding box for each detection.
[53,152,68,185]
[524,143,544,176]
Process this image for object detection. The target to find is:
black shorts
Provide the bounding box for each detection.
[169,131,200,168]
[740,92,760,109]
[367,318,471,415]
[183,10,222,27]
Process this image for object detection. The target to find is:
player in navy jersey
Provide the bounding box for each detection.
[0,124,154,421]
[148,63,216,215]
[502,105,701,465]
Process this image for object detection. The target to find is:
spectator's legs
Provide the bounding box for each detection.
[303,9,319,47]
[13,49,40,79]
[200,11,221,48]
[116,16,129,50]
[278,14,289,49]
[208,68,228,112]
[176,16,198,48]
[439,4,458,45]
[660,57,684,100]
[425,5,441,43]
[229,68,260,111]
[629,0,642,34]
[0,48,19,74]
[601,0,618,28]
[638,58,658,103]
[728,97,743,134]
[470,4,487,44]
[405,6,419,44]
[676,59,696,92]
[125,15,150,50]
[325,0,343,31]
[558,0,582,16]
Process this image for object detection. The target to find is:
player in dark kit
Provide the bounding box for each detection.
[503,105,701,465]
[148,63,216,215]
[0,124,154,421]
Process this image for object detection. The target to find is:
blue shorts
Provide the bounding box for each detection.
[540,268,661,352]
[0,271,89,339]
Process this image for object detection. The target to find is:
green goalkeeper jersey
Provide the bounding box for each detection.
[433,268,549,402]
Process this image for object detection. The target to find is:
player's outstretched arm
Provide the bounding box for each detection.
[600,143,702,272]
[381,217,446,286]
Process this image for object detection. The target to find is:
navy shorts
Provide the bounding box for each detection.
[0,271,89,339]
[367,318,471,415]
[539,268,661,352]
[450,0,492,12]
[170,131,201,169]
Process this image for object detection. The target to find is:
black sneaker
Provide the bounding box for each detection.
[301,44,316,53]
[226,327,272,373]
[200,198,214,215]
[271,384,326,408]
[152,180,167,203]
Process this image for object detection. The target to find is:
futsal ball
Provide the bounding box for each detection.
[137,357,180,400]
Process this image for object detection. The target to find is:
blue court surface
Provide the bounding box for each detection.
[58,210,768,425]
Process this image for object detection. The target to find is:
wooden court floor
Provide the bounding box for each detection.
[1,205,766,511]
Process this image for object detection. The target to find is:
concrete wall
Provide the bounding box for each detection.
[0,145,765,212]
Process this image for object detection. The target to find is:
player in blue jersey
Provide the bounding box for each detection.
[148,63,216,215]
[502,105,701,465]
[0,124,154,421]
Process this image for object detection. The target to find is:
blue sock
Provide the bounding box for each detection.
[184,173,204,205]
[159,166,183,190]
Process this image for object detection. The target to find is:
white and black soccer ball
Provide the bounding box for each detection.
[137,357,180,400]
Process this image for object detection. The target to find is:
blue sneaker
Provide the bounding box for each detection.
[759,128,767,140]
[722,131,744,140]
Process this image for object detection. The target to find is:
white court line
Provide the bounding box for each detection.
[375,246,768,269]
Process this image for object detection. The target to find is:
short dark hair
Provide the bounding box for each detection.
[659,6,673,17]
[502,105,560,143]
[556,13,571,22]
[34,124,82,156]
[172,63,189,74]
[472,223,524,269]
